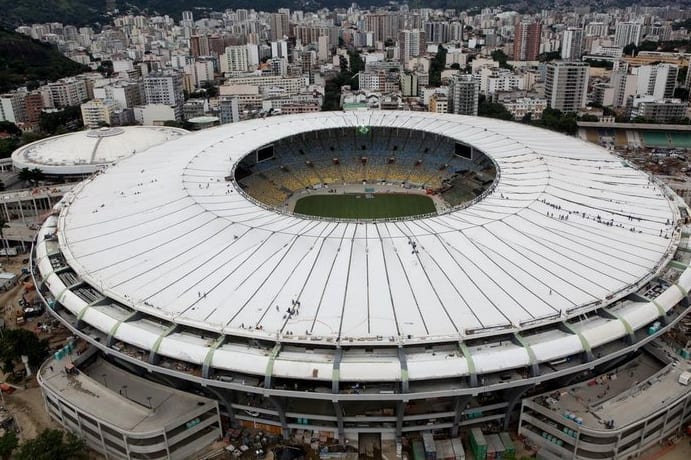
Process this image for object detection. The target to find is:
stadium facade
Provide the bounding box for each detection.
[33,112,691,447]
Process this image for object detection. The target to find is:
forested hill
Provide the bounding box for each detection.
[0,28,90,93]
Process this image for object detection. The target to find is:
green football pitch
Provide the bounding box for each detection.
[293,193,436,219]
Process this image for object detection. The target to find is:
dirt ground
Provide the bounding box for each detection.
[0,254,63,442]
[3,386,57,440]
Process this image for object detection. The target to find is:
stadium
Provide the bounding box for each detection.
[32,111,691,455]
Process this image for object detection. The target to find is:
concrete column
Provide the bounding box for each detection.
[451,395,473,437]
[503,384,534,431]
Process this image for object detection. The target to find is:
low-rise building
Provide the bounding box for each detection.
[502,97,547,120]
[39,351,222,460]
[629,96,688,123]
[429,93,449,113]
[519,352,691,460]
[81,99,119,128]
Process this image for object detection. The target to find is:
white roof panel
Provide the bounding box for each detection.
[54,112,679,347]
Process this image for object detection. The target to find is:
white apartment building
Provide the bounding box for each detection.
[544,61,589,113]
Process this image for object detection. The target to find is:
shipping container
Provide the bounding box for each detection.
[469,428,488,460]
[412,440,426,460]
[499,432,515,457]
[435,439,455,460]
[422,432,437,460]
[486,434,504,460]
[450,438,465,460]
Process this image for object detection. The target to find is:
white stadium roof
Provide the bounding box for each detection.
[55,112,679,346]
[12,126,187,176]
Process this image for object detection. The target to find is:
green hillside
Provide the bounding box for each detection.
[0,28,90,93]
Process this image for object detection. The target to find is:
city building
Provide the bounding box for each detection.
[614,21,643,48]
[636,63,678,100]
[501,97,548,120]
[448,74,480,115]
[223,75,306,96]
[544,61,590,113]
[32,111,691,447]
[398,29,425,67]
[364,12,402,43]
[611,67,639,108]
[23,92,44,124]
[133,104,178,126]
[424,21,449,44]
[93,80,144,109]
[48,78,90,108]
[221,46,250,74]
[628,96,688,123]
[80,99,119,128]
[0,92,25,124]
[428,93,448,113]
[400,72,419,97]
[218,96,240,124]
[269,12,290,41]
[143,71,184,120]
[561,28,584,61]
[513,20,542,61]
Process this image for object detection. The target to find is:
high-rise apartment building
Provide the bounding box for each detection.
[364,13,402,43]
[181,11,194,28]
[23,93,44,123]
[513,20,542,61]
[222,46,250,73]
[584,22,608,38]
[48,78,89,108]
[561,28,584,61]
[270,13,290,41]
[424,21,449,44]
[636,64,678,99]
[93,81,144,109]
[144,71,184,120]
[614,22,643,48]
[0,92,25,123]
[398,29,425,67]
[218,96,240,124]
[448,74,479,116]
[80,99,118,128]
[544,61,590,113]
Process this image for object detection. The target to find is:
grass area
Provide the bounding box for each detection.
[294,193,436,219]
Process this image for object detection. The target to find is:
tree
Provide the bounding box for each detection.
[478,95,514,121]
[348,50,365,74]
[17,167,43,186]
[30,167,45,184]
[538,107,578,135]
[17,167,32,185]
[429,44,448,87]
[0,430,18,460]
[0,121,21,136]
[15,429,86,460]
[674,87,689,101]
[0,328,49,374]
[579,114,599,122]
[0,137,19,159]
[491,49,513,70]
[623,43,638,57]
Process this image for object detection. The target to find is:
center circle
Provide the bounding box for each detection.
[232,126,497,221]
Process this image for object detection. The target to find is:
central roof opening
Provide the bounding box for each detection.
[233,126,497,221]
